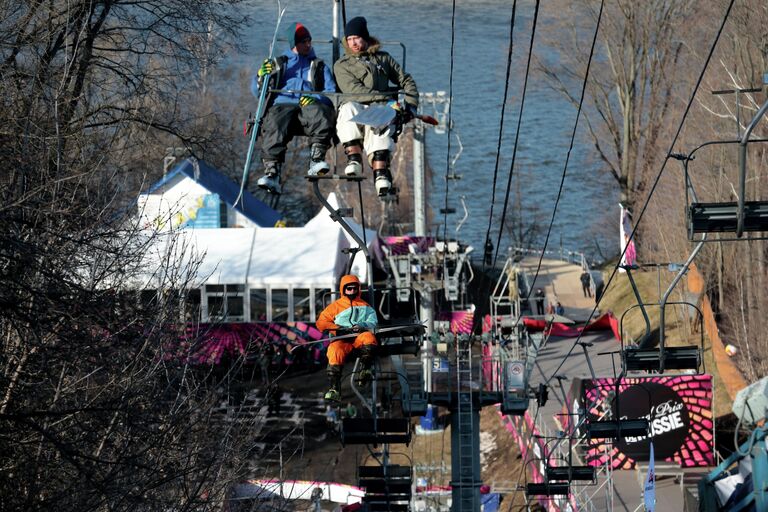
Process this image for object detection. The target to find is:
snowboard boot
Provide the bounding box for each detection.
[373,168,392,197]
[257,160,282,194]
[372,150,391,196]
[355,345,376,387]
[324,364,343,402]
[307,143,330,176]
[344,141,363,177]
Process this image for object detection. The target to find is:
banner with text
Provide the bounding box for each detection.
[580,375,714,469]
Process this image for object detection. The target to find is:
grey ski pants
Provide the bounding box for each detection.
[260,102,335,162]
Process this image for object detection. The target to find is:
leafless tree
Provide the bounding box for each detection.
[539,0,696,206]
[0,1,275,510]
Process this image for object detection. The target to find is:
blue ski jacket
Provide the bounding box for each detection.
[251,47,336,106]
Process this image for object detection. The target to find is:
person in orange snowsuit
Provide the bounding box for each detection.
[316,274,378,401]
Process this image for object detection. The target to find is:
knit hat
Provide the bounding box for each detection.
[344,16,370,40]
[286,22,311,48]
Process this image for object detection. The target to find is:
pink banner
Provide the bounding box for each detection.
[167,322,323,365]
[438,309,474,334]
[381,235,435,255]
[521,312,620,341]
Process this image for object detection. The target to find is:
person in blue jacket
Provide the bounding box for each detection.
[251,22,337,194]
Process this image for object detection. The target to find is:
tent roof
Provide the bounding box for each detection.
[135,192,376,288]
[147,158,282,227]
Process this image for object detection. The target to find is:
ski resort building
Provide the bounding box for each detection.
[135,158,377,324]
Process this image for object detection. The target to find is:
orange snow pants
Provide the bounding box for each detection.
[327,331,377,366]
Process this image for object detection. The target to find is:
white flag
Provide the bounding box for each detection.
[643,441,656,511]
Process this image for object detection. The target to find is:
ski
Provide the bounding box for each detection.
[234,0,289,207]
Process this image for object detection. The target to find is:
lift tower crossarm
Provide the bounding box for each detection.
[308,176,375,303]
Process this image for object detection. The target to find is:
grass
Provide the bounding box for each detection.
[598,266,733,421]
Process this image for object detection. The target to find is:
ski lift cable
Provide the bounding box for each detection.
[441,0,458,246]
[519,0,605,331]
[540,0,738,389]
[482,0,518,273]
[492,0,541,268]
[506,404,542,507]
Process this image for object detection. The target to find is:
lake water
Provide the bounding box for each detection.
[239,0,618,261]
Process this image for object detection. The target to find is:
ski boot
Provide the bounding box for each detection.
[344,141,363,177]
[307,143,330,176]
[257,160,282,194]
[355,345,376,387]
[324,364,342,402]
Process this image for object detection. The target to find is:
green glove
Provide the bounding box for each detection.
[299,95,316,107]
[257,58,275,77]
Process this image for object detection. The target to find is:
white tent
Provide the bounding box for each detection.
[133,193,377,321]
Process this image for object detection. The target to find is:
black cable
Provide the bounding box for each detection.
[541,0,737,388]
[522,0,605,314]
[492,0,541,268]
[482,0,519,273]
[505,404,541,511]
[441,0,457,244]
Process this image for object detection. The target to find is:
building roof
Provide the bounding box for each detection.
[133,193,377,289]
[148,158,282,227]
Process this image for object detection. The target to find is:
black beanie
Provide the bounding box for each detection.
[285,22,311,49]
[344,16,369,40]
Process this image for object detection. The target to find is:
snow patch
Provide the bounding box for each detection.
[479,431,496,466]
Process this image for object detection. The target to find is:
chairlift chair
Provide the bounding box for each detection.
[525,482,570,496]
[682,96,768,240]
[619,265,705,374]
[585,418,649,439]
[538,435,597,485]
[545,465,596,483]
[341,417,411,446]
[358,464,413,506]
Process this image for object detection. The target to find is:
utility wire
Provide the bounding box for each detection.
[505,404,541,511]
[541,0,738,388]
[522,0,605,315]
[493,0,541,268]
[482,0,519,273]
[442,0,458,244]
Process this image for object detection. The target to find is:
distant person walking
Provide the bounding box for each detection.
[594,281,605,304]
[267,386,281,417]
[580,270,592,298]
[534,288,545,316]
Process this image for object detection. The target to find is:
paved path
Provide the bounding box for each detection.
[521,256,596,321]
[518,258,688,511]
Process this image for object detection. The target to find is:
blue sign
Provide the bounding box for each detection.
[186,193,221,228]
[433,357,449,373]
